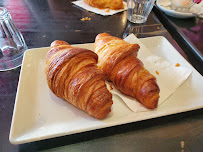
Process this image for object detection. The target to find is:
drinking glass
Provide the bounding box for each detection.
[0,7,27,71]
[127,0,155,24]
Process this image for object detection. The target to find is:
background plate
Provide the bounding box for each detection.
[9,36,203,145]
[156,0,196,18]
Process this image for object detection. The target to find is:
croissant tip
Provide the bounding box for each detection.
[96,33,111,38]
[146,96,159,109]
[50,40,70,47]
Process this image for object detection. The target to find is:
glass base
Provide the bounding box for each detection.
[0,52,24,71]
[128,14,147,24]
[0,7,27,71]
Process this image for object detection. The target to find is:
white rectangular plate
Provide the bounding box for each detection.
[9,36,203,145]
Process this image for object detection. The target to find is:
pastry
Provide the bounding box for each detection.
[94,33,160,109]
[84,0,124,10]
[45,40,113,119]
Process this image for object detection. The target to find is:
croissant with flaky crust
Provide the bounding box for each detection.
[84,0,124,10]
[45,40,113,119]
[95,33,160,109]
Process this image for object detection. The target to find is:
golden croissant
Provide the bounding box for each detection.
[95,33,160,109]
[84,0,124,10]
[45,40,113,119]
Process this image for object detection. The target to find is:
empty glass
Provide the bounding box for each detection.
[0,7,27,71]
[127,0,155,24]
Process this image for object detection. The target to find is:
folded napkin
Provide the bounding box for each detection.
[106,34,192,112]
[72,0,127,16]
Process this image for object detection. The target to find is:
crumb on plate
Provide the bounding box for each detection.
[176,63,180,67]
[105,9,110,12]
[156,71,159,75]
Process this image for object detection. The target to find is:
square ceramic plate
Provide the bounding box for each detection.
[9,36,203,145]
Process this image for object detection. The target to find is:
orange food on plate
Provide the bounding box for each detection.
[176,63,180,67]
[84,0,124,10]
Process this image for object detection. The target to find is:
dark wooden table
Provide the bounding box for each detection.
[0,0,203,152]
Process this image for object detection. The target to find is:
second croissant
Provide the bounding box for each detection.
[94,33,160,109]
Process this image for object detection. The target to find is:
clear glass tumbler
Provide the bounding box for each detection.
[127,0,155,24]
[0,7,27,71]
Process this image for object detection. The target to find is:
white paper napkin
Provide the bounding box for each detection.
[72,0,127,16]
[106,34,192,112]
